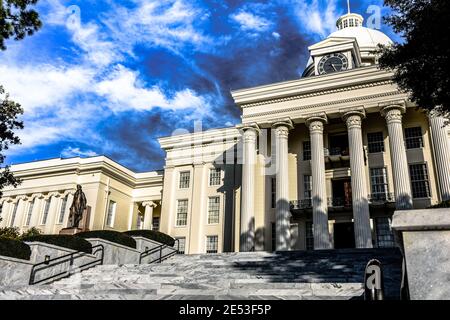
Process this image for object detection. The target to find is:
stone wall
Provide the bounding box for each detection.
[392,208,450,300]
[0,255,34,286]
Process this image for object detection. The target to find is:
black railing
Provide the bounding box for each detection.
[29,244,104,285]
[290,199,312,210]
[328,197,352,208]
[368,193,395,203]
[329,147,350,156]
[139,239,179,264]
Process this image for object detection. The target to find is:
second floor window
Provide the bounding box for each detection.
[271,178,276,209]
[58,195,68,224]
[41,199,51,225]
[106,200,116,228]
[25,199,35,226]
[179,171,190,189]
[304,175,312,201]
[209,168,221,186]
[303,141,311,161]
[207,197,220,224]
[370,168,389,200]
[176,199,188,226]
[405,127,423,149]
[10,203,18,227]
[409,164,431,198]
[367,132,385,153]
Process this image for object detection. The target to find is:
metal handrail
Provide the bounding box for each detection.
[29,244,104,285]
[139,239,179,264]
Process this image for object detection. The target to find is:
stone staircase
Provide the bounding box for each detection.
[0,248,402,300]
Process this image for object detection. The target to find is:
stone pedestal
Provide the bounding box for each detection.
[391,208,450,300]
[59,227,84,235]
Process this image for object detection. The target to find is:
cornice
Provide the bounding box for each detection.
[242,90,401,121]
[241,80,393,109]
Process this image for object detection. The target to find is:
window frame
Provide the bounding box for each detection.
[303,141,311,161]
[405,126,424,150]
[25,199,35,227]
[41,199,51,225]
[409,163,432,199]
[175,199,189,227]
[178,171,191,189]
[367,132,385,154]
[207,196,220,225]
[209,168,222,186]
[206,235,219,254]
[176,237,186,254]
[271,178,276,209]
[370,167,389,200]
[106,200,117,228]
[375,217,396,248]
[57,195,68,225]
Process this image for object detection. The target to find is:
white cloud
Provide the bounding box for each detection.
[61,147,98,158]
[293,0,341,38]
[231,10,273,32]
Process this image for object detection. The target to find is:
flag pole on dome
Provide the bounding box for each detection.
[347,0,351,14]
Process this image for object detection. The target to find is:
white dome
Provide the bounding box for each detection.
[328,26,393,50]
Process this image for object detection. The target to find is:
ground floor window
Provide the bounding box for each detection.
[306,222,314,251]
[206,235,218,254]
[271,222,276,252]
[152,216,160,231]
[176,237,186,254]
[375,217,395,248]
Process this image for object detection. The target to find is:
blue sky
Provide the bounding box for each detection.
[0,0,402,172]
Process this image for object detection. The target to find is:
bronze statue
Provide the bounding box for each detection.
[68,185,87,228]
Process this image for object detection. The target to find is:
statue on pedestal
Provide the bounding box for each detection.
[68,185,87,228]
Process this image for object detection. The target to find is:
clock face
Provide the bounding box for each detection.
[318,53,349,75]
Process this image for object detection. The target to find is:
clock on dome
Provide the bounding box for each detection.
[318,53,349,75]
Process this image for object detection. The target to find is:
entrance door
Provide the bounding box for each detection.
[334,222,355,249]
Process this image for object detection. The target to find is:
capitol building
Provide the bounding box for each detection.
[1,10,450,255]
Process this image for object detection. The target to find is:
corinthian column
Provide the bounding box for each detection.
[428,111,450,201]
[142,201,157,230]
[273,120,293,251]
[381,103,413,210]
[240,126,258,251]
[342,109,373,248]
[306,114,331,249]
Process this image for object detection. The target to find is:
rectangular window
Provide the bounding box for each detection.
[106,200,117,228]
[176,199,188,226]
[207,197,220,224]
[271,222,276,252]
[176,237,186,254]
[303,141,311,161]
[209,168,221,186]
[10,203,18,227]
[370,168,389,200]
[152,216,160,231]
[136,213,143,229]
[206,236,218,254]
[271,178,276,209]
[41,199,51,225]
[405,127,423,149]
[376,218,395,248]
[306,222,314,251]
[409,164,431,198]
[304,175,312,203]
[179,171,190,189]
[58,195,68,224]
[25,199,35,226]
[367,132,385,153]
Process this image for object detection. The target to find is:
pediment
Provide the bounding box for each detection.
[308,37,358,51]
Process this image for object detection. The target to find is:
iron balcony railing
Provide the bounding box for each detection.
[290,193,396,211]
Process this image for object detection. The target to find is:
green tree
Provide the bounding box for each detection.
[0,0,41,198]
[379,0,450,116]
[0,0,42,50]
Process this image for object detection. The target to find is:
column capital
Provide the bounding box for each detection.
[305,113,328,133]
[237,123,261,134]
[341,108,366,129]
[271,118,294,130]
[142,201,157,208]
[380,101,406,123]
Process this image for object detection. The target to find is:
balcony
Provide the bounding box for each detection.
[368,193,396,208]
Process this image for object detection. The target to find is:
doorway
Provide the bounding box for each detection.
[334,222,355,249]
[332,179,352,207]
